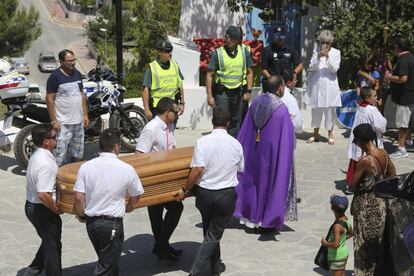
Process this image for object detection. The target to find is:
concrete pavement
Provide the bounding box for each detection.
[1,127,414,276]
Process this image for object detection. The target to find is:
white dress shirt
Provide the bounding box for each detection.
[135,116,176,153]
[191,129,244,190]
[281,87,304,133]
[26,148,58,204]
[74,152,144,218]
[305,46,342,108]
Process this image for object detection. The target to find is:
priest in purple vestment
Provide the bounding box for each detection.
[234,74,295,230]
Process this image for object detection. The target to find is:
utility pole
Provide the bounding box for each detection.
[115,0,123,89]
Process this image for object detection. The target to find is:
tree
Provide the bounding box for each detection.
[87,0,182,98]
[227,0,414,88]
[0,0,41,56]
[75,0,95,9]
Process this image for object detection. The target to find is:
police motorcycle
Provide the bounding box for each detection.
[1,59,147,167]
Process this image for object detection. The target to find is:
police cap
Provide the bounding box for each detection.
[226,26,243,40]
[273,26,286,41]
[156,40,173,51]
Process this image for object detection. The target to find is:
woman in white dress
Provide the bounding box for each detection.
[305,30,342,145]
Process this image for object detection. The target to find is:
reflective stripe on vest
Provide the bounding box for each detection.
[149,60,181,107]
[216,45,247,89]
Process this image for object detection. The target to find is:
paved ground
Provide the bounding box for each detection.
[1,126,413,276]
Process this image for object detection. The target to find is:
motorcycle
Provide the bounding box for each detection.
[1,61,147,167]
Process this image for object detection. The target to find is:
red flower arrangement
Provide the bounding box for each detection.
[193,38,264,70]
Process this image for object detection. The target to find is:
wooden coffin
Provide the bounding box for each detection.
[58,147,193,214]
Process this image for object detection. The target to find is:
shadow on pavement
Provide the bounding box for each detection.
[0,154,18,171]
[296,131,329,143]
[334,179,348,193]
[340,128,351,139]
[0,154,27,176]
[61,234,199,275]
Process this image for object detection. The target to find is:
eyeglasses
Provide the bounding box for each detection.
[320,41,331,45]
[64,58,76,63]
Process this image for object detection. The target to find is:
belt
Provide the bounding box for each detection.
[197,186,235,192]
[85,215,123,222]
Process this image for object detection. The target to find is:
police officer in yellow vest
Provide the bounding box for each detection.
[142,40,185,121]
[206,26,254,137]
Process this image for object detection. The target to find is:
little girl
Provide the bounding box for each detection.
[346,86,387,184]
[357,56,380,91]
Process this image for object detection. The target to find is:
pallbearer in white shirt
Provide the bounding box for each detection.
[74,129,144,275]
[176,109,244,276]
[135,97,184,261]
[24,124,62,276]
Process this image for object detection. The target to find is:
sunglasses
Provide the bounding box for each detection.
[320,41,331,45]
[169,109,179,116]
[161,49,172,53]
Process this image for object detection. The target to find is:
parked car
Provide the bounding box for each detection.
[26,83,44,102]
[38,51,58,72]
[10,57,29,75]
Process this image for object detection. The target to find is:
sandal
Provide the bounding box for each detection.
[328,138,335,145]
[307,136,319,143]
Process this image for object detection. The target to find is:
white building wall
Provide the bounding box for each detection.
[178,0,246,40]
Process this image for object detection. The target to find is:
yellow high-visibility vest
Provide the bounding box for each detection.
[150,60,181,107]
[216,45,247,89]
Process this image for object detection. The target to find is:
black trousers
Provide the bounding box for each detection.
[86,217,124,276]
[214,86,247,138]
[24,201,62,276]
[147,201,183,250]
[190,187,237,276]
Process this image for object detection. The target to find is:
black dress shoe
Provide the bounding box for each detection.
[152,247,179,261]
[167,245,183,256]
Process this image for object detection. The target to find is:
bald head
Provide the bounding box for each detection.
[267,74,284,97]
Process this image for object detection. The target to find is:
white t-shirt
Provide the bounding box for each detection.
[26,148,59,204]
[74,152,144,217]
[46,68,84,125]
[135,116,176,153]
[191,129,244,190]
[281,87,304,134]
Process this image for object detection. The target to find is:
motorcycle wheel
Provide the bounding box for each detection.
[109,105,147,152]
[14,124,37,167]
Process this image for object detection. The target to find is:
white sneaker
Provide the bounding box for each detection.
[390,149,408,159]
